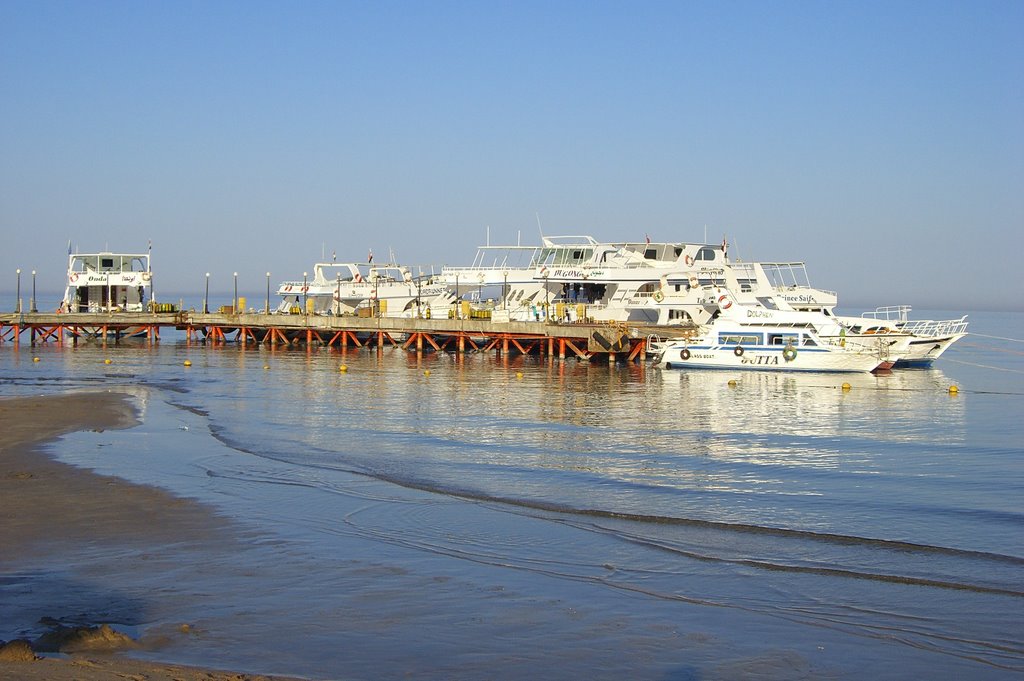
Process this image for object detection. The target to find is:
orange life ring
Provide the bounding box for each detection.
[69,273,79,283]
[718,294,733,310]
[684,255,694,265]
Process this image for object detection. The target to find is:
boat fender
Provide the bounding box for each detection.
[734,346,744,357]
[680,348,690,360]
[783,346,797,362]
[653,290,664,302]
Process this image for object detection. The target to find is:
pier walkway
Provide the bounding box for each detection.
[0,311,674,362]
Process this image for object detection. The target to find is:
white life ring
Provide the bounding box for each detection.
[354,274,363,283]
[684,255,694,266]
[142,272,151,282]
[688,275,698,288]
[718,294,733,310]
[652,290,664,302]
[69,273,79,283]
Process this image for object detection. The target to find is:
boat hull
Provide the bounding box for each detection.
[657,344,883,373]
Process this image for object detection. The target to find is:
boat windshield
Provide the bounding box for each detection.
[71,255,148,273]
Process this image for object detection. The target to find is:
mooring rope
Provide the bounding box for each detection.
[944,357,1024,374]
[968,332,1024,344]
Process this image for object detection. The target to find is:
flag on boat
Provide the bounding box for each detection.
[368,250,373,263]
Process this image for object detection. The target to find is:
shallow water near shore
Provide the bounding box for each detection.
[1,309,1022,679]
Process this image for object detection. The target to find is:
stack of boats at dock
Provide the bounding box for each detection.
[60,235,968,373]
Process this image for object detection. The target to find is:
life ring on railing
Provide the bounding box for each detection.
[684,255,694,265]
[284,285,292,292]
[783,346,798,362]
[734,346,744,357]
[688,275,698,288]
[354,274,363,283]
[539,266,549,277]
[141,272,151,282]
[653,290,664,302]
[69,273,79,283]
[718,294,733,310]
[680,348,691,360]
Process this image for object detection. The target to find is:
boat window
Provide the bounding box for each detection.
[737,279,755,293]
[719,333,761,345]
[696,247,716,261]
[767,333,800,345]
[674,247,683,258]
[669,309,692,322]
[803,337,818,347]
[755,296,780,310]
[101,258,115,270]
[644,248,658,260]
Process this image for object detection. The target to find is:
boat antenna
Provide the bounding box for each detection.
[517,230,521,247]
[486,225,490,247]
[703,224,707,244]
[536,212,544,239]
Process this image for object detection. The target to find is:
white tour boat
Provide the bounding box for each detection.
[842,306,969,367]
[62,250,153,313]
[442,234,737,323]
[275,261,453,317]
[653,299,902,373]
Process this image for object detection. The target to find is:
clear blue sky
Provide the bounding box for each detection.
[2,0,1022,311]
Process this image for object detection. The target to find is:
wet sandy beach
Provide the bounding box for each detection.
[0,392,304,681]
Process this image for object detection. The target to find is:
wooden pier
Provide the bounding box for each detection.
[0,311,663,362]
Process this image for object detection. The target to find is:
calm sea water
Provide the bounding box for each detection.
[1,308,1021,680]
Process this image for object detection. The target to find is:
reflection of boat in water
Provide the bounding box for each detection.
[652,364,966,443]
[654,297,903,373]
[275,261,453,318]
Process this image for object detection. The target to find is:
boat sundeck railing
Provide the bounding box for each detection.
[761,262,836,296]
[861,306,969,336]
[899,316,969,337]
[861,305,912,322]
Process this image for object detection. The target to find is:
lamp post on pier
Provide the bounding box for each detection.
[265,272,271,314]
[204,273,210,313]
[302,272,308,313]
[233,272,238,314]
[15,269,21,313]
[30,270,37,313]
